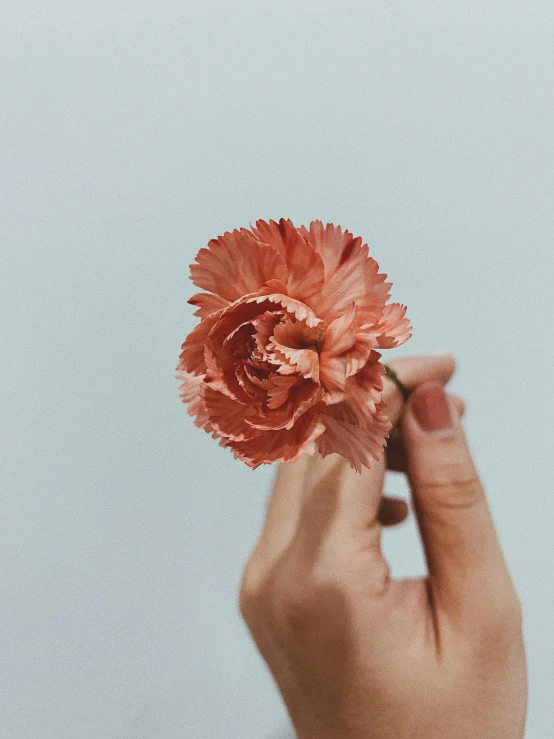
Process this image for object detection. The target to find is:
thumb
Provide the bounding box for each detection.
[401,382,518,632]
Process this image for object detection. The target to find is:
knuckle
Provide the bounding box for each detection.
[285,550,346,600]
[310,560,348,593]
[275,567,348,643]
[279,582,315,627]
[415,462,483,510]
[238,550,342,628]
[238,555,269,619]
[282,565,340,615]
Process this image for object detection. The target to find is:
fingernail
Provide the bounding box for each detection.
[412,384,455,434]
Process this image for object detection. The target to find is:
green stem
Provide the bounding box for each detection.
[384,364,412,400]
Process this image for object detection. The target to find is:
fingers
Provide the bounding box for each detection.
[289,354,459,537]
[401,382,517,632]
[378,496,409,526]
[382,353,457,425]
[386,394,465,472]
[288,452,392,595]
[381,395,465,523]
[253,453,311,567]
[295,450,387,543]
[252,354,458,573]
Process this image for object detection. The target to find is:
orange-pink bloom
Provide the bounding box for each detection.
[176,219,411,472]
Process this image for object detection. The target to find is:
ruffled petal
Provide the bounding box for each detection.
[203,294,319,402]
[235,364,269,403]
[188,292,230,319]
[202,386,263,442]
[318,303,380,384]
[243,365,273,390]
[298,221,364,279]
[257,278,288,295]
[308,239,391,324]
[253,311,284,362]
[227,407,327,469]
[344,331,378,378]
[230,293,322,326]
[246,384,324,431]
[342,353,387,429]
[205,332,257,404]
[175,370,215,433]
[270,318,321,382]
[250,219,325,302]
[178,309,224,375]
[256,293,322,327]
[271,345,319,382]
[318,355,347,404]
[320,301,359,356]
[374,303,412,348]
[209,294,322,349]
[265,375,302,409]
[190,229,288,302]
[317,400,392,473]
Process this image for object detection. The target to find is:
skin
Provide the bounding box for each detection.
[239,353,527,739]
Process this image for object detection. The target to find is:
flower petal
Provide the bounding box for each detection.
[320,301,359,356]
[178,309,224,375]
[265,375,302,409]
[309,239,391,324]
[272,346,320,382]
[250,219,325,302]
[227,407,326,469]
[251,293,322,327]
[235,364,269,402]
[253,311,285,361]
[298,221,364,279]
[203,386,263,442]
[190,229,288,302]
[188,292,230,319]
[204,335,257,404]
[257,278,289,295]
[342,353,387,428]
[175,370,215,433]
[344,331,378,378]
[270,318,321,382]
[318,303,380,384]
[203,294,318,403]
[374,303,412,348]
[318,355,347,404]
[317,401,392,473]
[209,294,322,353]
[246,384,324,431]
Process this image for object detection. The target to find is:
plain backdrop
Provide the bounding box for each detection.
[1,1,553,737]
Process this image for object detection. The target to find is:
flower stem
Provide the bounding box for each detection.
[384,364,412,400]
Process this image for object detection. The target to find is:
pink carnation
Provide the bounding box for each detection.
[176,219,411,472]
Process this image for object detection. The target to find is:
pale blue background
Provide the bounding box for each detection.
[1,1,553,737]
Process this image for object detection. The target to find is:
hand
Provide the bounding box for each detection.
[239,354,527,739]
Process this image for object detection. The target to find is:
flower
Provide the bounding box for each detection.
[176,219,411,472]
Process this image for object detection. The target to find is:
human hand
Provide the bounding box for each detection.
[239,353,527,739]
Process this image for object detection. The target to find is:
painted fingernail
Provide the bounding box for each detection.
[412,384,455,434]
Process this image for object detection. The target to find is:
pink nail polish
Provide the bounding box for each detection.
[412,384,454,434]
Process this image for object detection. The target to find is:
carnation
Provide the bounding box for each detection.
[176,219,411,472]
